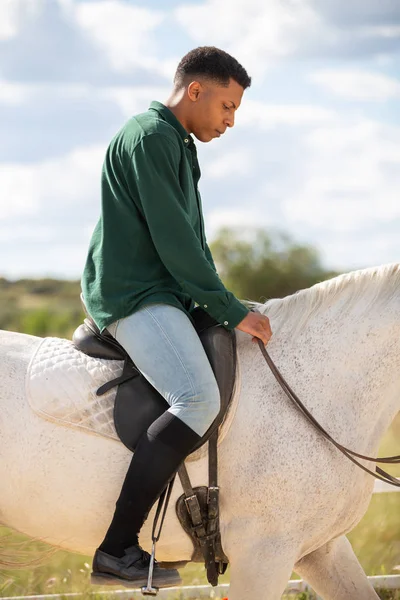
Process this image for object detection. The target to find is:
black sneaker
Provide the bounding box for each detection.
[91,544,182,588]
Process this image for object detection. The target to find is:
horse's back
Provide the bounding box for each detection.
[0,330,43,391]
[0,329,42,354]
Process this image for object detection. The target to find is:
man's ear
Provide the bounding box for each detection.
[187,80,202,102]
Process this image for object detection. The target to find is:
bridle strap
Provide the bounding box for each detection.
[257,339,400,488]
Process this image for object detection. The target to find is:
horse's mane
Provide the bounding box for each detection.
[244,263,400,336]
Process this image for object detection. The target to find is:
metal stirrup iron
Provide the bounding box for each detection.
[141,477,175,596]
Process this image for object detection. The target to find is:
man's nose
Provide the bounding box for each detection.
[224,113,235,128]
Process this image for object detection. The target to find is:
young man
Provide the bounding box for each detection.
[82,46,272,588]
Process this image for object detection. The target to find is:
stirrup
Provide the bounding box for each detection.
[141,477,175,597]
[141,541,158,596]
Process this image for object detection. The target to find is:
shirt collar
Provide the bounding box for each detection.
[149,101,194,148]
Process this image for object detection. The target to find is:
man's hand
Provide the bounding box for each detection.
[235,310,272,346]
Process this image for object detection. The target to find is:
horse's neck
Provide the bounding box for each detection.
[255,296,400,454]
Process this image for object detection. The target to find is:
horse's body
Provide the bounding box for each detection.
[1,264,399,600]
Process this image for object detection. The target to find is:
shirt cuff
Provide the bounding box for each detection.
[216,298,250,330]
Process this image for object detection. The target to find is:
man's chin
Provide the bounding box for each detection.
[193,131,214,143]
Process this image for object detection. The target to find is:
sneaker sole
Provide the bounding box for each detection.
[90,571,182,588]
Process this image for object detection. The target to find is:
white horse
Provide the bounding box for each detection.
[1,264,399,600]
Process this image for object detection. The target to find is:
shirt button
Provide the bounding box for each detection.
[224,321,229,326]
[184,138,189,143]
[204,304,208,308]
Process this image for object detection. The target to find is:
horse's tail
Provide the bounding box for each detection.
[0,526,58,569]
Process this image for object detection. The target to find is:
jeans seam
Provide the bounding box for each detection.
[113,319,120,338]
[169,399,217,424]
[108,319,120,339]
[142,306,197,402]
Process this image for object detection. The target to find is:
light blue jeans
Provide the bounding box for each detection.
[107,303,221,437]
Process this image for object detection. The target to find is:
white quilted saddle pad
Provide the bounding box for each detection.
[26,337,123,442]
[26,336,240,457]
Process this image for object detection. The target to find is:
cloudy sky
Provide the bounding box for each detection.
[1,0,399,279]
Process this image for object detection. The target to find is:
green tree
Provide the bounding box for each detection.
[209,227,338,304]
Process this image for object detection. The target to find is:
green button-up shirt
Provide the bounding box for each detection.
[81,101,250,333]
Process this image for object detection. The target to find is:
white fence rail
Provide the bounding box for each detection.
[2,576,400,599]
[374,479,400,493]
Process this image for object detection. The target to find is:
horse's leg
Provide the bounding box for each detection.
[226,529,296,600]
[294,535,379,599]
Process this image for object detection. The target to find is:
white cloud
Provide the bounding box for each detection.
[318,229,400,271]
[0,0,36,40]
[0,80,28,104]
[0,1,17,40]
[0,0,170,85]
[1,240,90,279]
[175,0,323,79]
[0,145,104,220]
[104,85,170,118]
[236,101,336,129]
[358,25,400,39]
[74,1,165,73]
[315,1,400,27]
[206,208,268,239]
[200,108,400,270]
[0,80,170,113]
[0,164,37,218]
[310,69,400,101]
[0,143,106,277]
[0,81,94,105]
[0,224,61,243]
[175,0,400,76]
[204,149,254,179]
[282,118,400,232]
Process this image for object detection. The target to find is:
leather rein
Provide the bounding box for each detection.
[257,339,400,488]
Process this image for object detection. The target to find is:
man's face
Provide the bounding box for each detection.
[187,78,244,143]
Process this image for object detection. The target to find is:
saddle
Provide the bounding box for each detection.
[72,300,238,588]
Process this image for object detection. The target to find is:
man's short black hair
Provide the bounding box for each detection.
[174,46,251,90]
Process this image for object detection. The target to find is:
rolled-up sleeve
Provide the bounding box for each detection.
[126,133,249,330]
